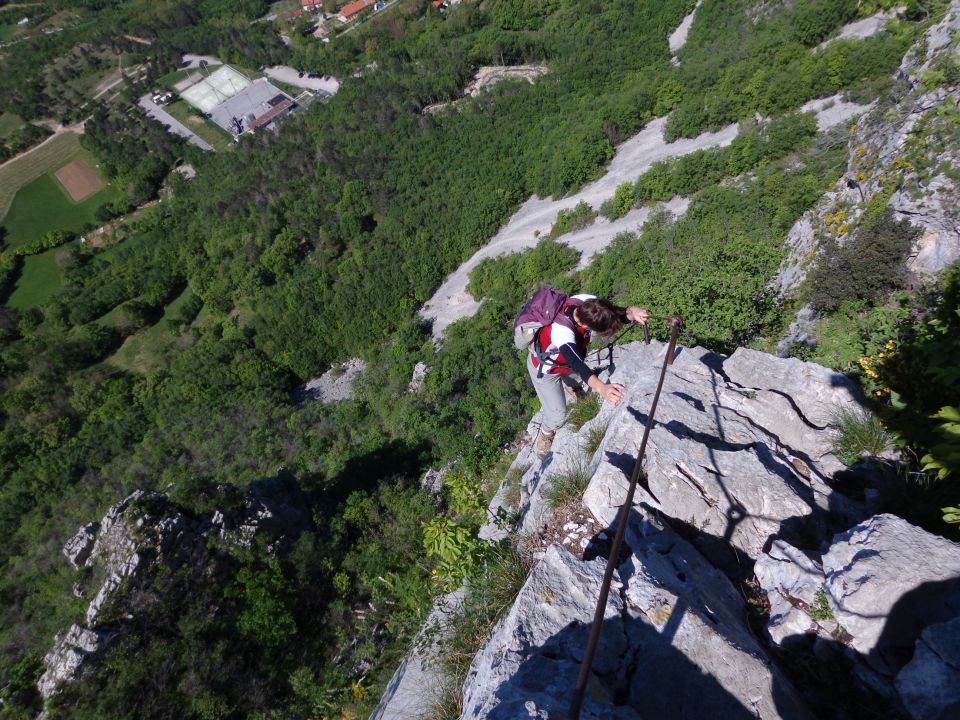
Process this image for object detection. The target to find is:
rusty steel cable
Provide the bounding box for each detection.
[567,316,683,720]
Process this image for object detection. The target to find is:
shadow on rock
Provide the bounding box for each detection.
[484,614,790,720]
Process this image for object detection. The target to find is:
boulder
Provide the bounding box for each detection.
[823,514,960,676]
[754,539,828,647]
[896,616,960,720]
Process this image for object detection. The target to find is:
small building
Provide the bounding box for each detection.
[339,0,375,22]
[301,0,322,10]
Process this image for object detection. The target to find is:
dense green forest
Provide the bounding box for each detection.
[1,0,955,718]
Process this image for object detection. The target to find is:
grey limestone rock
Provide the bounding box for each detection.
[754,540,828,646]
[896,616,960,720]
[583,342,864,564]
[37,625,112,699]
[461,516,813,719]
[369,588,466,720]
[822,513,960,676]
[62,522,99,569]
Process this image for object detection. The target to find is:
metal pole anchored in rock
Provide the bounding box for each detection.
[567,317,683,720]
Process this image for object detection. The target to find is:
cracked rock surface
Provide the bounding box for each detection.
[582,342,864,565]
[461,516,812,719]
[822,514,960,676]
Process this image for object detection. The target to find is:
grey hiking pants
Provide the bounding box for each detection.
[527,353,584,433]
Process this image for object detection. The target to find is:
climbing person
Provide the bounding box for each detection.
[516,291,649,457]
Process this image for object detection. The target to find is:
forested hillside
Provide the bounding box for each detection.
[1,1,956,718]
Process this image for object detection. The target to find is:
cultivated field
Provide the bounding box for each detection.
[54,158,104,201]
[0,130,85,220]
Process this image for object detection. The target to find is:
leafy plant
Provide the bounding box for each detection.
[809,590,835,621]
[831,408,892,466]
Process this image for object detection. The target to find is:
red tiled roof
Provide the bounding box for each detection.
[250,98,295,131]
[339,0,375,19]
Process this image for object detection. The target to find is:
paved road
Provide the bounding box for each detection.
[138,96,214,151]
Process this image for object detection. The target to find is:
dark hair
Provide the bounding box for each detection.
[578,298,628,335]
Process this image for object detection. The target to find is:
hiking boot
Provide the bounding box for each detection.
[536,429,555,458]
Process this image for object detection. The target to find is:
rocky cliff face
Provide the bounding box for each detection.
[37,475,312,704]
[777,1,960,296]
[392,340,960,720]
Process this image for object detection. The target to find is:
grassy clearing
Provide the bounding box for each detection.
[6,247,66,309]
[1,169,121,249]
[163,101,233,151]
[0,113,25,139]
[0,132,86,220]
[831,408,892,466]
[106,290,199,374]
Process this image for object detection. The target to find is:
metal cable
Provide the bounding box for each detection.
[567,316,683,720]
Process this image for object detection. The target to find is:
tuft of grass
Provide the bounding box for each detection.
[831,408,892,466]
[583,419,608,456]
[501,466,526,509]
[544,453,592,510]
[809,590,834,621]
[566,393,600,430]
[426,543,530,719]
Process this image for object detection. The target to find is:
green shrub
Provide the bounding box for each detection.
[831,408,892,465]
[809,208,919,313]
[549,201,597,238]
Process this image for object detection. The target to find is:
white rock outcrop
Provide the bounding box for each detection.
[39,475,312,701]
[37,625,112,700]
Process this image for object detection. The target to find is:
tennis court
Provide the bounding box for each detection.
[180,66,253,113]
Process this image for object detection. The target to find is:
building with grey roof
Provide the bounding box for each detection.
[206,78,297,137]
